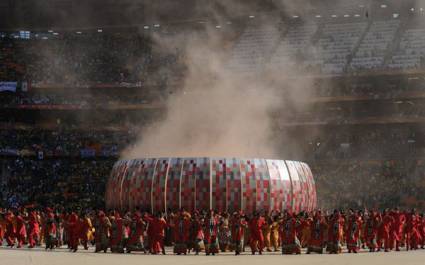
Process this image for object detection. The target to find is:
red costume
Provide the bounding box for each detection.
[378,212,394,252]
[419,215,425,249]
[364,212,380,252]
[172,214,191,254]
[4,212,16,247]
[346,214,362,253]
[94,211,111,253]
[203,214,219,255]
[248,215,265,254]
[126,212,146,253]
[279,214,301,254]
[0,214,3,246]
[28,212,40,248]
[390,210,405,251]
[110,213,125,253]
[191,216,205,254]
[327,212,344,254]
[405,212,422,251]
[67,212,79,251]
[145,215,167,254]
[15,214,27,248]
[230,214,247,255]
[307,212,327,254]
[44,209,57,250]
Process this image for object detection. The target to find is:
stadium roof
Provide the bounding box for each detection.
[0,0,421,30]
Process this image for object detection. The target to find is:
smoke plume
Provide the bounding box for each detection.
[124,10,316,159]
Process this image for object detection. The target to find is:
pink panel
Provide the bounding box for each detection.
[106,161,124,210]
[226,158,242,213]
[138,159,156,212]
[128,160,142,211]
[115,161,128,210]
[152,158,169,213]
[294,162,309,211]
[120,160,137,210]
[266,160,283,212]
[286,161,302,213]
[253,159,270,212]
[301,162,317,211]
[275,160,292,211]
[166,158,183,211]
[181,159,196,212]
[240,159,256,214]
[211,159,227,212]
[195,158,210,211]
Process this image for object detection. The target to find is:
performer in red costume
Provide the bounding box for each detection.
[126,212,146,253]
[0,209,4,246]
[203,210,220,255]
[248,212,265,255]
[4,211,15,247]
[405,210,421,251]
[15,212,27,248]
[327,210,344,254]
[378,209,394,252]
[28,211,40,248]
[280,211,301,254]
[93,211,111,253]
[191,213,205,255]
[145,213,167,255]
[346,210,363,253]
[44,208,57,250]
[230,211,247,255]
[171,211,191,255]
[364,210,380,252]
[307,211,327,254]
[67,210,80,252]
[110,211,125,253]
[389,208,405,251]
[419,214,425,249]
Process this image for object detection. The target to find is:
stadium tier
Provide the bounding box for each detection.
[2,3,425,211]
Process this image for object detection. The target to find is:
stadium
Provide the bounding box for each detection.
[1,0,425,264]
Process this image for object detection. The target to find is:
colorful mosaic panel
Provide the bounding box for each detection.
[195,158,210,211]
[226,158,242,213]
[181,158,196,212]
[240,159,257,214]
[152,158,169,213]
[211,158,227,212]
[166,158,183,211]
[253,159,270,212]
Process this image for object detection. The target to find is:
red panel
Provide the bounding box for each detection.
[195,158,210,211]
[181,159,196,212]
[212,158,227,212]
[152,158,169,213]
[166,158,183,211]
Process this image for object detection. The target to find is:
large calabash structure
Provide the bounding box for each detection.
[105,158,317,214]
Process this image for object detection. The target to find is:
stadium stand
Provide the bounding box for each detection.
[269,22,318,71]
[313,21,368,74]
[350,19,400,70]
[227,25,280,73]
[2,3,425,210]
[389,22,425,70]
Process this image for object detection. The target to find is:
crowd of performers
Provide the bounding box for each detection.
[1,207,425,255]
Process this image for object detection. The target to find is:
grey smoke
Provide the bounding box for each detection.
[123,10,316,159]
